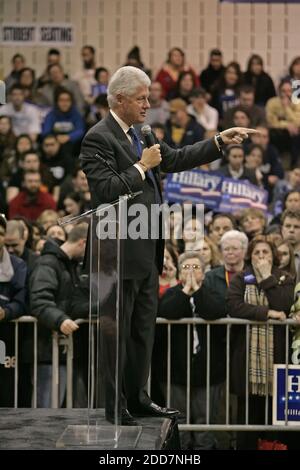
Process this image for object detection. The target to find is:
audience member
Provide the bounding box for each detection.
[0,85,41,141]
[199,48,225,95]
[187,88,219,134]
[144,81,170,126]
[243,54,276,106]
[9,170,56,221]
[156,47,199,98]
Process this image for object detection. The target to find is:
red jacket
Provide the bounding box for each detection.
[9,190,56,221]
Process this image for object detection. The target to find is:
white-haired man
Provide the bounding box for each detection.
[204,230,248,316]
[79,65,258,425]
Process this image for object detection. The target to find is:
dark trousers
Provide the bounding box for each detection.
[104,265,158,415]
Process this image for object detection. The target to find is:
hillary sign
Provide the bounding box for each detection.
[164,169,268,214]
[273,365,300,425]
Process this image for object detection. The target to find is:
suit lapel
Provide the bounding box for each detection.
[105,113,138,164]
[105,114,162,195]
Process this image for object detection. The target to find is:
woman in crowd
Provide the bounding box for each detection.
[46,224,67,243]
[19,67,50,107]
[156,251,226,449]
[167,71,198,103]
[239,208,266,240]
[227,235,295,449]
[159,242,179,298]
[15,134,33,159]
[218,144,258,186]
[286,56,300,82]
[175,215,204,253]
[198,236,221,273]
[156,47,199,98]
[63,192,84,218]
[210,62,243,118]
[276,240,296,279]
[243,54,276,106]
[245,144,264,188]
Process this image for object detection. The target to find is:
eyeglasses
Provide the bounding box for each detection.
[222,246,241,252]
[181,264,202,270]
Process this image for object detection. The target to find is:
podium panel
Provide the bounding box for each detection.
[57,196,142,448]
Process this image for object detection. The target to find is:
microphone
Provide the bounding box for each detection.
[94,152,135,198]
[141,125,161,173]
[141,124,156,148]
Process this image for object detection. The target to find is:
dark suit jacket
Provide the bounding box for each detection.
[79,112,220,279]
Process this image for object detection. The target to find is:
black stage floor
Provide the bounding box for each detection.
[0,408,180,450]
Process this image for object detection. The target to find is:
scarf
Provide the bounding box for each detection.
[0,246,14,282]
[244,283,274,396]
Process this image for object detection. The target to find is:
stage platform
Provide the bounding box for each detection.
[0,408,180,450]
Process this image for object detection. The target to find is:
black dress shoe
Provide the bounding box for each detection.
[131,401,180,418]
[106,408,139,426]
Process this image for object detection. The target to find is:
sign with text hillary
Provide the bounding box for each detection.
[273,365,300,425]
[164,170,268,214]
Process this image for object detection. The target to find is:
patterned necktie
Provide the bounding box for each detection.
[127,127,142,158]
[127,127,161,203]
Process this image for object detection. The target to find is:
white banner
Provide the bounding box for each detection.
[0,23,74,45]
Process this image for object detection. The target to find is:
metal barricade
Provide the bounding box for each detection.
[4,316,300,437]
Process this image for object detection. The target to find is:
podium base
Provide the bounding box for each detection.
[56,424,142,449]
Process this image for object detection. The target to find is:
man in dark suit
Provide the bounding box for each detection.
[80,66,257,425]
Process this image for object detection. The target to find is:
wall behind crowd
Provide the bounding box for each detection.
[0,0,299,81]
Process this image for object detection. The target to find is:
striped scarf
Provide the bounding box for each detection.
[244,284,274,396]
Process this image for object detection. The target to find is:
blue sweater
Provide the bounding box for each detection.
[42,106,85,143]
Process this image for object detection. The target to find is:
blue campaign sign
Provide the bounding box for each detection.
[273,364,300,425]
[164,169,268,214]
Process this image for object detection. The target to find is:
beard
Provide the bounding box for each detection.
[83,60,94,69]
[25,188,39,203]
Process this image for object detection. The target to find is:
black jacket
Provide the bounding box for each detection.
[227,266,294,395]
[29,239,81,362]
[243,71,276,106]
[203,266,231,317]
[79,112,221,279]
[154,284,226,387]
[30,239,78,331]
[199,65,225,94]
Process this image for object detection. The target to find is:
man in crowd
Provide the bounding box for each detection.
[29,223,88,407]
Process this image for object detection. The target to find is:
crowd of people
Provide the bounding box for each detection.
[0,44,300,450]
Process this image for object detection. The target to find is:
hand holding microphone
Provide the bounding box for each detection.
[139,125,162,171]
[140,145,161,170]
